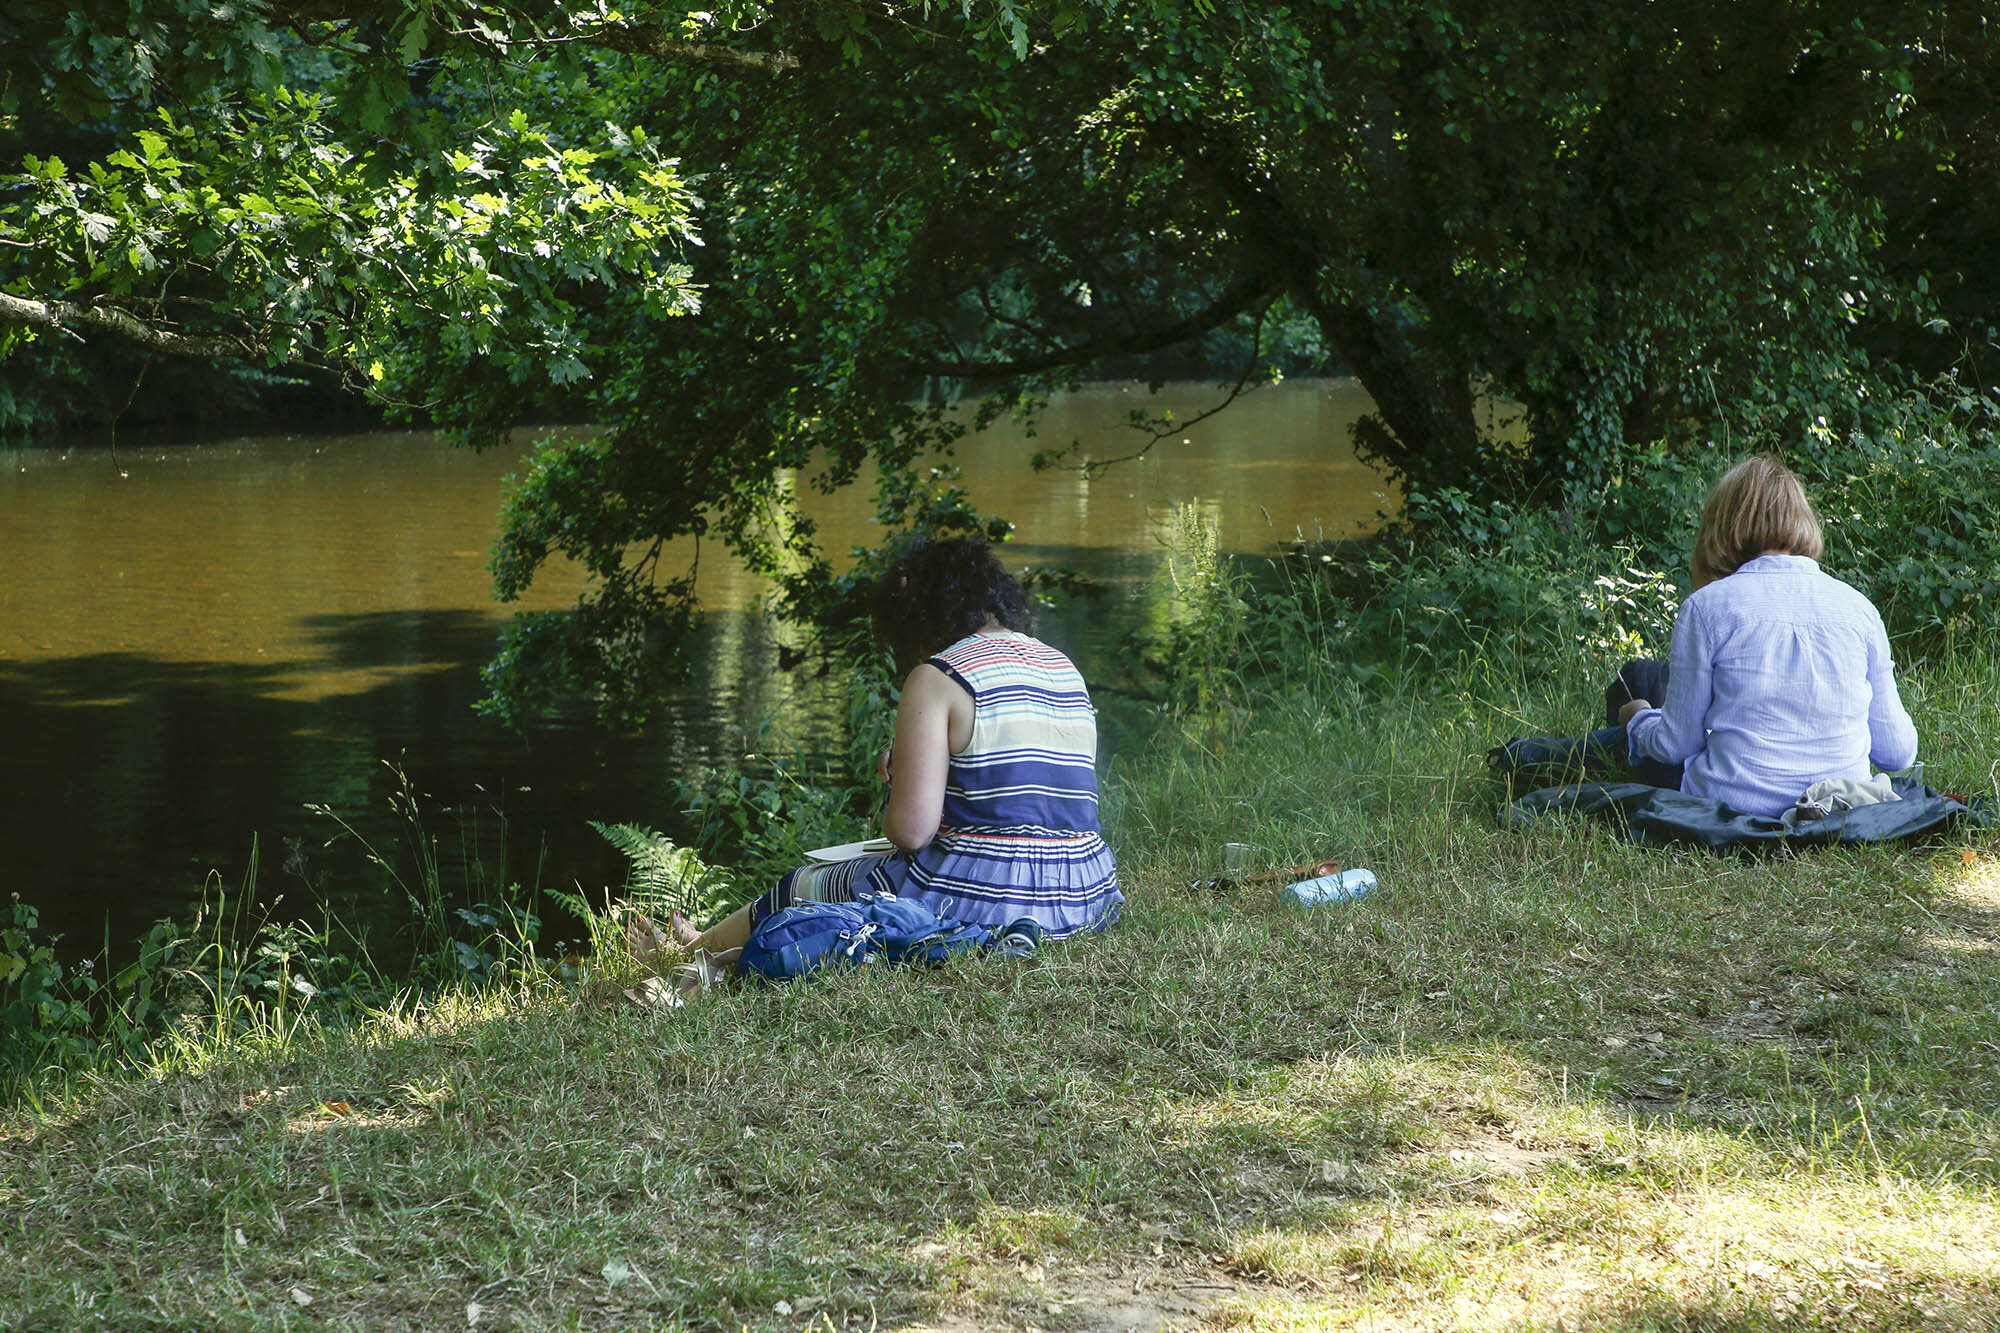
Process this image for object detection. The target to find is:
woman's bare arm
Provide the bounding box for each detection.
[881,663,960,850]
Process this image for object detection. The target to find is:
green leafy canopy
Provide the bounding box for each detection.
[4,86,699,419]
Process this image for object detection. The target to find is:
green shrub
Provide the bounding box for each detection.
[1156,502,1251,737]
[1801,379,2000,642]
[0,896,98,1086]
[1325,374,2000,690]
[1301,494,1682,691]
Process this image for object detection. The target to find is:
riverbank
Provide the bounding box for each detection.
[5,636,1997,1330]
[0,384,1391,959]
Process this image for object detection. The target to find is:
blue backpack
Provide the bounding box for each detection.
[857,891,976,960]
[736,891,1038,983]
[735,900,877,984]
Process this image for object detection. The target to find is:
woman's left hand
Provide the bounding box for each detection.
[1618,698,1652,726]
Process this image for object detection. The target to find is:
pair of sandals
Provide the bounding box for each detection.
[621,910,737,1007]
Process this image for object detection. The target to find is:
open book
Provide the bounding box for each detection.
[803,836,895,863]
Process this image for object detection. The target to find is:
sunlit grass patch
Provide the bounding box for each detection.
[963,1206,1104,1262]
[1215,1131,2000,1329]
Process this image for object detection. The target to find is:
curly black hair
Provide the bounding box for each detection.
[872,536,1034,674]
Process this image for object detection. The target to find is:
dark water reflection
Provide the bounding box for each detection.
[0,380,1391,957]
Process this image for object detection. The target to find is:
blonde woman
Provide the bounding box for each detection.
[1501,455,1918,818]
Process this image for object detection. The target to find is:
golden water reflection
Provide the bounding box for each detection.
[0,379,1392,949]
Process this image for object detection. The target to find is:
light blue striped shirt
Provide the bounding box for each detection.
[1626,554,1918,817]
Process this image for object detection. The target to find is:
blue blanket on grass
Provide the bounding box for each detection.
[1502,775,1989,852]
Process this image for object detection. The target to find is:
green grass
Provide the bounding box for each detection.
[4,642,1999,1330]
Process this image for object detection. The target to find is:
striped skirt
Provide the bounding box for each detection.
[753,825,1121,941]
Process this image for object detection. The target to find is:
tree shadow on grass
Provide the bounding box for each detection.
[4,893,1997,1330]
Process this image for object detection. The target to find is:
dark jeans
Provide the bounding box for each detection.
[1493,658,1683,790]
[1604,658,1671,729]
[1603,658,1682,788]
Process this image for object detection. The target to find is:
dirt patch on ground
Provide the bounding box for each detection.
[1054,1269,1250,1332]
[1693,991,1836,1060]
[891,1262,1270,1333]
[1434,1132,1560,1179]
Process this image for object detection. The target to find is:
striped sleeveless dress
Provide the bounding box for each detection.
[897,630,1121,938]
[761,630,1121,940]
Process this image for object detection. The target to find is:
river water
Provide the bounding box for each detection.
[0,380,1391,955]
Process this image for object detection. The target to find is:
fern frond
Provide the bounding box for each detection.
[587,821,731,919]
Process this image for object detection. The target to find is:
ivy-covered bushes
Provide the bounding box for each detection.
[1803,382,2000,643]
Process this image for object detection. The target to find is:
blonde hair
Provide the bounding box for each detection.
[1690,455,1824,588]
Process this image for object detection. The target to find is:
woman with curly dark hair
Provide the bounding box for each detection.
[646,536,1122,968]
